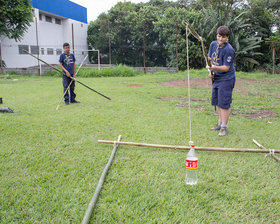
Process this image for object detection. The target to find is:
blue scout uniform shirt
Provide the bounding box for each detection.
[59,53,76,75]
[208,41,235,81]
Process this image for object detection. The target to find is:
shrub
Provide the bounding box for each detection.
[43,64,139,77]
[78,65,139,77]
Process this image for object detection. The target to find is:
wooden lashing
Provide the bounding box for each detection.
[253,139,280,162]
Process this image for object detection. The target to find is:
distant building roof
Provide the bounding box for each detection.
[31,0,87,23]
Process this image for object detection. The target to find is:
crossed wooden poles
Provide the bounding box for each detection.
[79,136,279,223]
[24,50,111,109]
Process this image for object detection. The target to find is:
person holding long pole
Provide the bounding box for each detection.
[208,26,236,136]
[59,43,79,105]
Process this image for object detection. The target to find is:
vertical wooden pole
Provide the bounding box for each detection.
[35,16,41,76]
[72,23,75,55]
[272,45,275,74]
[108,20,111,65]
[143,21,146,74]
[0,41,3,73]
[176,21,179,72]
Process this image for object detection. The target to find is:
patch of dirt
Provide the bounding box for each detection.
[175,104,187,108]
[175,103,207,111]
[161,78,280,93]
[160,96,184,101]
[236,78,280,86]
[128,84,141,88]
[159,96,207,102]
[161,78,212,88]
[232,106,277,119]
[241,110,276,119]
[159,96,208,111]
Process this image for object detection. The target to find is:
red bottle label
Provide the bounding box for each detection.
[186,159,198,169]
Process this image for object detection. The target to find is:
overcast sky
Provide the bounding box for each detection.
[70,0,151,23]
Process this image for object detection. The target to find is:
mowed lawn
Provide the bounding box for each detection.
[1,71,280,223]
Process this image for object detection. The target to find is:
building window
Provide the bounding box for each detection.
[41,48,44,55]
[81,23,83,27]
[56,49,62,55]
[45,16,52,23]
[82,51,84,55]
[47,48,54,55]
[39,14,42,21]
[55,18,61,25]
[32,9,35,16]
[18,45,29,54]
[31,45,39,54]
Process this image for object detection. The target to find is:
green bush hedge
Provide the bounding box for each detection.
[44,64,139,77]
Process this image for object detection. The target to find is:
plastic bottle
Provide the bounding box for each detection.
[185,142,198,185]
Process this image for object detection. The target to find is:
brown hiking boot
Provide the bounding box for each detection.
[218,127,228,136]
[210,124,221,131]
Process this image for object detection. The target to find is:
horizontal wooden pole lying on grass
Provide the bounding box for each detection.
[98,140,280,154]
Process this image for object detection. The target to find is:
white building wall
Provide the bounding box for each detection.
[1,8,88,68]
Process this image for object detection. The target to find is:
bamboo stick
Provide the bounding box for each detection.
[253,139,280,162]
[82,135,122,224]
[98,140,280,154]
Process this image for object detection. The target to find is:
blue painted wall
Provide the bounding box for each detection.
[31,0,87,24]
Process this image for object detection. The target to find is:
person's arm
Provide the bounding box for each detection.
[59,62,71,77]
[209,65,230,73]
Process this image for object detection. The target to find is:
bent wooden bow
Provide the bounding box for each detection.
[182,20,212,68]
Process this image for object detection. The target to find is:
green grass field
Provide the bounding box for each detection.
[1,70,280,223]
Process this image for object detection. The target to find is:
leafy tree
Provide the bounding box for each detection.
[265,32,280,73]
[88,1,171,67]
[200,8,263,71]
[0,0,33,70]
[87,0,278,72]
[155,7,204,70]
[242,0,280,71]
[0,0,33,41]
[87,13,111,64]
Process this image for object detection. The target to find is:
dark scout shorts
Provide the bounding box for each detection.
[211,78,235,109]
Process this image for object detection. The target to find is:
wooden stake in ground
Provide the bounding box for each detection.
[253,139,280,162]
[98,139,280,154]
[81,135,122,224]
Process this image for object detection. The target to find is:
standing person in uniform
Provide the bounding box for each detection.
[208,26,235,136]
[59,43,80,105]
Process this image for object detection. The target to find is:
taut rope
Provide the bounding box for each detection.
[185,26,192,143]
